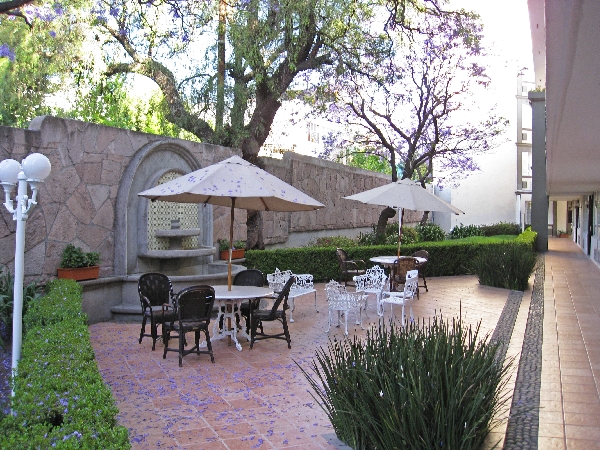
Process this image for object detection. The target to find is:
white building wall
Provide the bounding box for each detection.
[447,141,518,229]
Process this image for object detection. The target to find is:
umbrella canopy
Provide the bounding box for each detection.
[343,179,464,256]
[138,155,324,288]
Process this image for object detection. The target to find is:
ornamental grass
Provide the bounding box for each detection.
[471,243,538,291]
[300,317,512,450]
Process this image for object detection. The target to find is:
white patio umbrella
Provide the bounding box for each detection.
[138,155,324,289]
[343,179,464,257]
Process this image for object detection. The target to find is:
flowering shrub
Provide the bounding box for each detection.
[301,317,512,450]
[415,222,446,242]
[0,279,130,448]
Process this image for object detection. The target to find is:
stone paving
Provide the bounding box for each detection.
[87,237,600,449]
[90,274,513,449]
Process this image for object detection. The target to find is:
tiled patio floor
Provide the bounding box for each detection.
[90,271,516,449]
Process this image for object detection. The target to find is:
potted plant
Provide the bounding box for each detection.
[218,239,246,260]
[57,244,101,281]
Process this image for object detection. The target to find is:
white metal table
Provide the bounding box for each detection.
[209,285,274,351]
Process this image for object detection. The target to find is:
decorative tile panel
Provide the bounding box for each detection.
[147,171,200,250]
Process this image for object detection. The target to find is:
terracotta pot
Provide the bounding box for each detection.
[220,249,245,260]
[57,266,100,281]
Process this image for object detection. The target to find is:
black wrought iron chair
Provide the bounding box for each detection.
[412,250,429,292]
[234,269,265,333]
[163,285,216,367]
[138,273,176,350]
[335,248,366,286]
[248,276,295,349]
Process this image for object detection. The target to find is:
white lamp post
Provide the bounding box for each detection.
[0,153,51,394]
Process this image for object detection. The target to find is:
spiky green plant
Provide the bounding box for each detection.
[299,317,512,450]
[471,243,538,290]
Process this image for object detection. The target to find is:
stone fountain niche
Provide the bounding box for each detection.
[109,141,234,321]
[117,141,229,279]
[137,170,215,275]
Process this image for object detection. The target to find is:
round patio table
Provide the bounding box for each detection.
[209,285,274,351]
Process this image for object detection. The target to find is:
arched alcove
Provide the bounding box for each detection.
[114,140,214,276]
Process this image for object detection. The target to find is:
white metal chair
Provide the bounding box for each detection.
[267,268,317,322]
[378,270,419,327]
[353,265,387,314]
[325,280,366,335]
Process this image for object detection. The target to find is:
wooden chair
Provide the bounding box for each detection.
[138,273,176,350]
[390,257,418,294]
[335,248,366,286]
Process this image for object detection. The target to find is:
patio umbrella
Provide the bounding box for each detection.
[138,155,324,289]
[343,179,464,257]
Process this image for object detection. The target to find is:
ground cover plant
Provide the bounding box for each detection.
[0,279,130,449]
[300,317,512,450]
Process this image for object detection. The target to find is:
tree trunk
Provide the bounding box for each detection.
[376,207,397,242]
[246,210,264,250]
[420,211,430,225]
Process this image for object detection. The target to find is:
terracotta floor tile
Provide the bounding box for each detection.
[87,241,600,448]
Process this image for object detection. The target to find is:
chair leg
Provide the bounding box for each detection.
[289,298,295,323]
[139,315,147,344]
[423,274,428,292]
[250,319,257,349]
[282,315,291,349]
[163,327,169,359]
[204,329,215,363]
[150,317,158,351]
[178,331,185,367]
[343,309,349,335]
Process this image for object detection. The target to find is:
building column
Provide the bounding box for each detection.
[529,91,548,252]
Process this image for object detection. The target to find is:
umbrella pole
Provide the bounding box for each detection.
[228,198,236,291]
[397,208,404,258]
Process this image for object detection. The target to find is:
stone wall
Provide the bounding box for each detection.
[0,116,417,281]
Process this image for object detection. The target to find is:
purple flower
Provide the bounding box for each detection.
[0,44,16,62]
[49,31,56,38]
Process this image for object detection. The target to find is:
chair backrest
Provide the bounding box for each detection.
[268,275,296,317]
[292,273,314,292]
[403,270,419,299]
[233,269,264,287]
[267,268,293,291]
[176,285,216,322]
[412,250,429,260]
[138,273,173,308]
[392,257,417,281]
[336,248,349,264]
[326,280,363,309]
[365,266,386,289]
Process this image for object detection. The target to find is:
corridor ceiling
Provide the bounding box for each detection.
[533,0,600,200]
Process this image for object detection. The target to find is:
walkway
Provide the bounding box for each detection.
[88,238,600,449]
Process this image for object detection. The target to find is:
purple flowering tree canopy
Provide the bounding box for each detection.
[312,11,508,188]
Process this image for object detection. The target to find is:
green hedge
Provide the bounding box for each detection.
[246,230,537,282]
[0,279,130,449]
